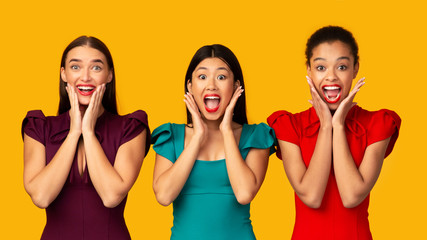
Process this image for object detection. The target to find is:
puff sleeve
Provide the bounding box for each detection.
[22,110,46,145]
[152,123,179,163]
[267,110,299,146]
[239,123,276,160]
[367,109,401,158]
[120,110,151,156]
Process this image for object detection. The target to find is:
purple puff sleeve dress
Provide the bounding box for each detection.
[22,109,150,240]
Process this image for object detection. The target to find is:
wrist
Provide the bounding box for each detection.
[319,122,333,130]
[220,127,233,136]
[67,131,81,140]
[332,123,345,131]
[82,130,96,138]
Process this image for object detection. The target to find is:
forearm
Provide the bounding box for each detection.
[83,133,130,207]
[222,130,259,205]
[295,127,332,207]
[332,126,366,207]
[153,136,201,206]
[24,133,80,208]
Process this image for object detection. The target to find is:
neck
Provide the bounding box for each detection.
[204,118,222,131]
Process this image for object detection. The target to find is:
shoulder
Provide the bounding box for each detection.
[152,123,185,146]
[350,106,401,157]
[240,123,276,155]
[349,106,401,129]
[267,108,313,127]
[152,123,185,137]
[22,110,69,144]
[103,110,148,124]
[107,110,151,149]
[152,123,185,163]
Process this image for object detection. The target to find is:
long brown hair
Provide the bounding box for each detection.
[58,36,117,115]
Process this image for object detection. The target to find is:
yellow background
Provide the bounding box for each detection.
[1,0,425,239]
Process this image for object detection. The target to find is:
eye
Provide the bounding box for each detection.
[338,65,347,70]
[71,65,79,70]
[92,65,102,71]
[198,74,207,80]
[217,75,226,80]
[316,65,325,71]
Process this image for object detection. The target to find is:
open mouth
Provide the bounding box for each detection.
[322,85,341,103]
[76,85,96,96]
[204,94,220,113]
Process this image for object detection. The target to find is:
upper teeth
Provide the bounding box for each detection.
[323,86,340,90]
[78,86,94,90]
[205,96,219,100]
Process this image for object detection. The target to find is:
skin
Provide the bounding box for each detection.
[153,57,269,206]
[23,46,146,208]
[278,41,391,208]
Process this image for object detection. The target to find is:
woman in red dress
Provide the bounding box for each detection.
[267,26,400,239]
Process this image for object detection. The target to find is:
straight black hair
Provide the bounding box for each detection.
[184,44,248,125]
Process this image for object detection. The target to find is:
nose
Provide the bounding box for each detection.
[325,68,337,82]
[206,76,217,90]
[80,67,91,82]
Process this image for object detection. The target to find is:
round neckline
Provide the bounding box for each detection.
[196,159,225,162]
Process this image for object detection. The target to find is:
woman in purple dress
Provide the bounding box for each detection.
[22,36,150,240]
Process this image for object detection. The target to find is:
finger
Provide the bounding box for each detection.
[73,88,79,111]
[351,77,366,93]
[347,79,365,101]
[94,84,104,111]
[184,92,197,111]
[184,93,200,116]
[88,87,97,111]
[228,86,243,108]
[69,86,79,112]
[306,76,314,88]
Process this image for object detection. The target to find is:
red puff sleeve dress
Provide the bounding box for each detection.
[267,105,400,240]
[22,110,150,240]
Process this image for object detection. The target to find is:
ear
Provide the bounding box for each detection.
[107,69,113,83]
[306,64,312,78]
[234,80,241,90]
[61,67,67,83]
[353,62,360,78]
[187,79,192,94]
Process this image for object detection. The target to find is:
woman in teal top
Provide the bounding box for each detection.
[152,44,275,240]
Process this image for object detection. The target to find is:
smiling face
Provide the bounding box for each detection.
[187,57,239,121]
[61,46,112,106]
[307,40,359,110]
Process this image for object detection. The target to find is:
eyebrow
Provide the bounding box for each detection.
[313,56,351,62]
[68,58,105,64]
[195,66,229,72]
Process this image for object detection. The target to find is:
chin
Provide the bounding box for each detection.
[201,111,224,122]
[77,98,90,106]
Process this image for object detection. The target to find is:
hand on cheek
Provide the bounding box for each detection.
[82,84,106,135]
[220,85,244,133]
[306,76,332,128]
[66,85,82,135]
[332,77,365,127]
